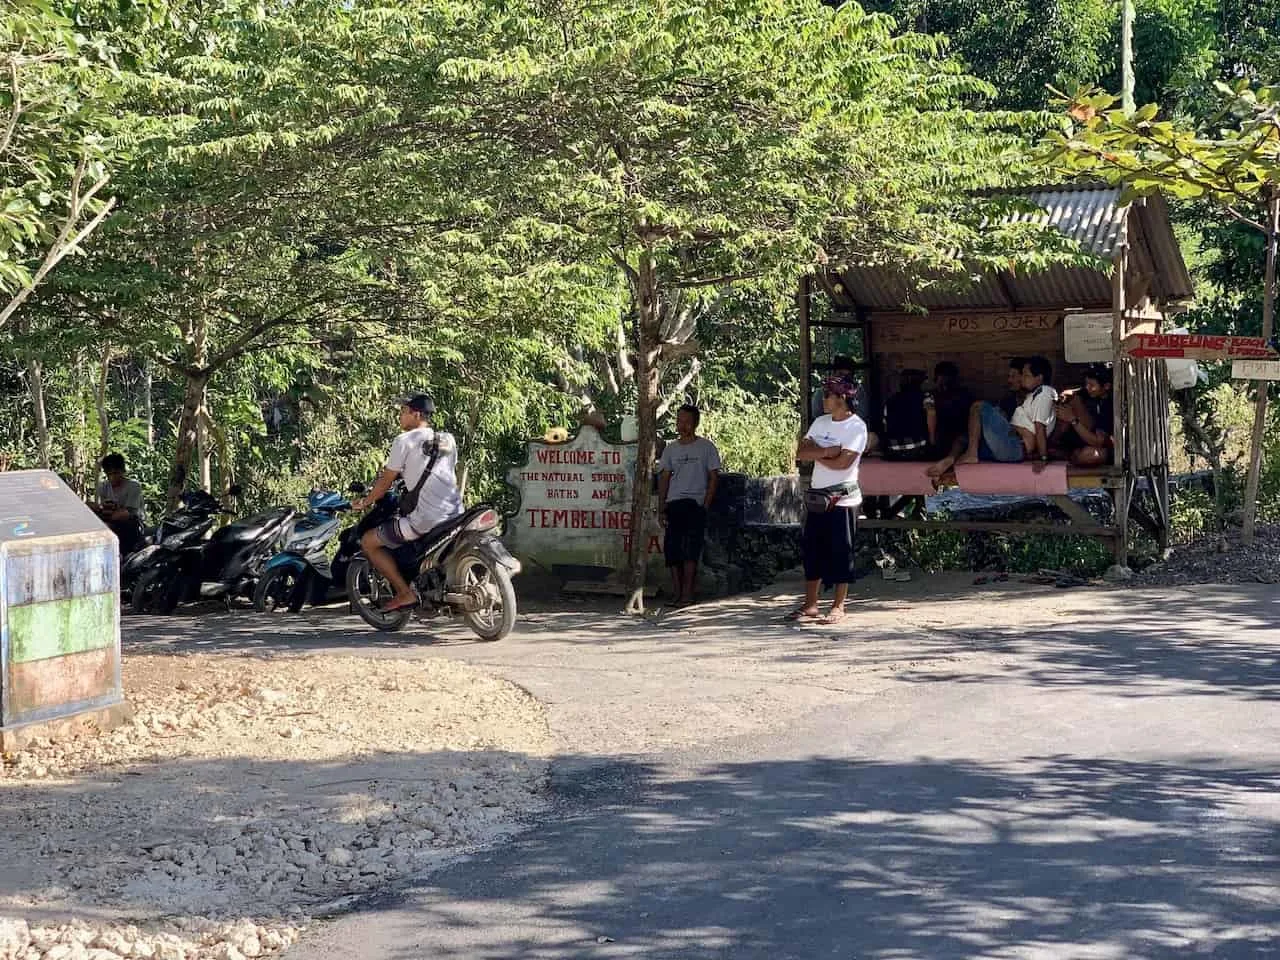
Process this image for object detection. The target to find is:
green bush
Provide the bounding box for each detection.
[701,382,799,478]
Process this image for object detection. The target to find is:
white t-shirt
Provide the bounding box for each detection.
[1011,384,1058,434]
[805,413,868,508]
[386,426,464,535]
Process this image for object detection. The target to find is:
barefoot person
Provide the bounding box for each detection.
[352,394,463,612]
[793,376,868,625]
[958,356,1058,465]
[658,404,721,607]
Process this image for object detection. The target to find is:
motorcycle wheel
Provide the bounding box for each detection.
[133,568,182,615]
[254,567,307,614]
[345,557,412,632]
[454,553,518,642]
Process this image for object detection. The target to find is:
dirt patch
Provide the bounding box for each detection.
[1136,524,1280,586]
[0,653,551,958]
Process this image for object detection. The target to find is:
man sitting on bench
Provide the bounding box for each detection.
[958,356,1058,465]
[1053,363,1114,466]
[925,361,974,478]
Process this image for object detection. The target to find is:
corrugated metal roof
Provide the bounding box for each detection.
[827,185,1194,313]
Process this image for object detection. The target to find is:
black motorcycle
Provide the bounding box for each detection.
[346,502,521,641]
[123,490,224,604]
[253,483,397,613]
[132,500,296,614]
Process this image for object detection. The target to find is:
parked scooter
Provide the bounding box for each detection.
[132,500,296,614]
[122,490,224,603]
[254,482,401,613]
[345,503,521,641]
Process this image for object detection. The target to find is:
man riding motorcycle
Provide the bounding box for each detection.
[350,393,464,612]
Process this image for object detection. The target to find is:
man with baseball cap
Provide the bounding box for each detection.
[352,393,464,611]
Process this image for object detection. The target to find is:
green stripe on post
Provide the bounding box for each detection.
[7,593,117,663]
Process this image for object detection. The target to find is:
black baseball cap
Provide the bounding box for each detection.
[395,393,435,415]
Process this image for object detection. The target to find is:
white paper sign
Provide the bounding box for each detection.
[1232,359,1280,381]
[1064,313,1114,363]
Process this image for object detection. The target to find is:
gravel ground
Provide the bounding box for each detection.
[1136,523,1280,585]
[0,654,552,960]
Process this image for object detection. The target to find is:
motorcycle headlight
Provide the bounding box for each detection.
[161,533,188,549]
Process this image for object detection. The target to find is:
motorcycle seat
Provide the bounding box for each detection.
[407,506,490,553]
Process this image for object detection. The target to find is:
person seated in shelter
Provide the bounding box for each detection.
[1053,363,1114,466]
[925,361,975,477]
[881,368,932,460]
[958,356,1058,465]
[999,356,1028,418]
[90,453,146,553]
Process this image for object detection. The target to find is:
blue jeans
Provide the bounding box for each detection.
[977,402,1025,463]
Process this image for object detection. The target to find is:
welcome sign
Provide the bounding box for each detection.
[504,426,662,575]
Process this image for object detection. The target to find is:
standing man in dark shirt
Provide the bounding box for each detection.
[925,362,974,478]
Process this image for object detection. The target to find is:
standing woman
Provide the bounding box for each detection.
[792,376,868,625]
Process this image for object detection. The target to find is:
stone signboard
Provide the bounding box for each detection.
[504,426,662,576]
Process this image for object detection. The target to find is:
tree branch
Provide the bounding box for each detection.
[656,359,701,420]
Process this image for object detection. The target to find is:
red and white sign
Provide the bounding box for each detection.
[1123,333,1279,361]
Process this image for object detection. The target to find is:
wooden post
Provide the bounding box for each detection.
[1112,242,1130,568]
[1241,192,1280,545]
[798,274,813,432]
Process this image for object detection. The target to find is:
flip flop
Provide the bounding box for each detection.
[379,593,418,613]
[787,608,820,622]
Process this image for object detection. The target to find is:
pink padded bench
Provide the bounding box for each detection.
[858,460,937,496]
[858,460,1071,497]
[954,462,1069,496]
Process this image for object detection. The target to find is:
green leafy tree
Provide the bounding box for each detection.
[0,0,126,328]
[1041,82,1280,542]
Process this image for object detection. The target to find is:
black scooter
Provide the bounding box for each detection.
[123,491,224,604]
[132,500,295,614]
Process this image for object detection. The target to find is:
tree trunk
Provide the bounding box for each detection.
[143,358,155,446]
[68,353,88,493]
[1121,0,1135,114]
[1241,193,1279,544]
[168,371,209,510]
[196,385,212,494]
[95,350,112,458]
[624,253,662,615]
[27,359,51,470]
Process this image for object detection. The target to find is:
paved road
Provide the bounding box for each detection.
[130,578,1280,958]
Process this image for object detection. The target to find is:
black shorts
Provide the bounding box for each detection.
[802,507,857,586]
[664,499,707,567]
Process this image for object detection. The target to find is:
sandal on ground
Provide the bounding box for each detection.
[787,607,820,622]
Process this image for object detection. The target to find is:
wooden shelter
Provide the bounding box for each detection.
[799,184,1196,564]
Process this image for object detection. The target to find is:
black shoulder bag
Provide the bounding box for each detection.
[398,436,442,518]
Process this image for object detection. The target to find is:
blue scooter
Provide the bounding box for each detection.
[252,484,398,612]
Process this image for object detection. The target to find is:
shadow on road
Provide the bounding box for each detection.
[296,751,1280,959]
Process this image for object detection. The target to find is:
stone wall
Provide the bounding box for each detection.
[698,474,803,596]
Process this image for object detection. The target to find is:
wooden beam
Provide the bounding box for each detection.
[1112,241,1130,567]
[1049,495,1098,527]
[798,274,813,433]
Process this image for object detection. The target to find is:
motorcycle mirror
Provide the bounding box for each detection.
[348,481,367,495]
